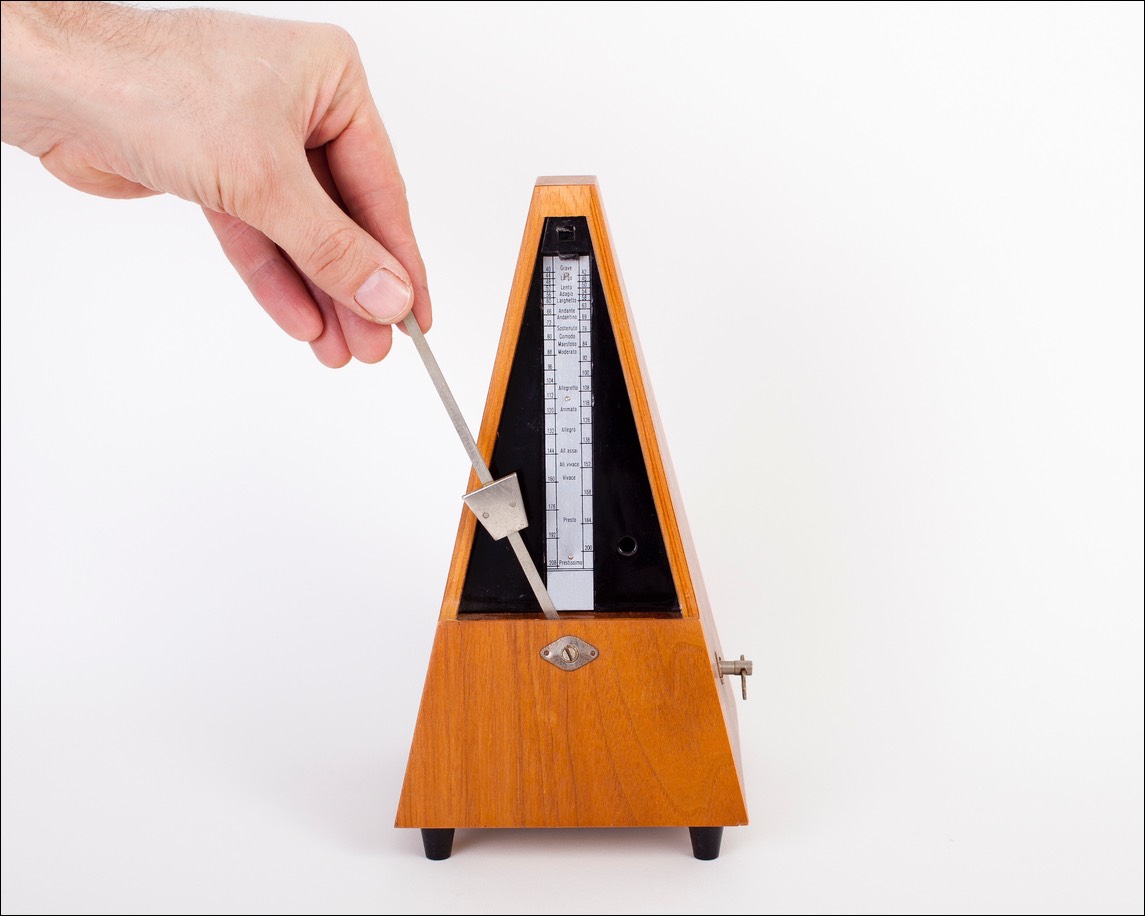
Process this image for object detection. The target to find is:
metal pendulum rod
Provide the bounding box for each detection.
[403,313,559,619]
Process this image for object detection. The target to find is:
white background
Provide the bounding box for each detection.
[2,2,1142,913]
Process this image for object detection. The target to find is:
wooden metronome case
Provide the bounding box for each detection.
[396,178,748,859]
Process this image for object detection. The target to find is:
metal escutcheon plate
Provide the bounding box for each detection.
[540,635,599,671]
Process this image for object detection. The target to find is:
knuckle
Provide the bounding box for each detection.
[220,217,263,260]
[357,167,411,218]
[317,23,359,61]
[388,171,409,202]
[244,253,281,298]
[307,223,362,285]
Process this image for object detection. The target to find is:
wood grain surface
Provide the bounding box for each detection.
[395,618,748,828]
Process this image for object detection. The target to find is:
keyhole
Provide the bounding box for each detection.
[617,536,638,557]
[562,644,580,663]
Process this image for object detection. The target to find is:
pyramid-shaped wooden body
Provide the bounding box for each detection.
[396,178,747,835]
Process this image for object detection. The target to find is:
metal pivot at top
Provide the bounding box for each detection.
[403,313,559,619]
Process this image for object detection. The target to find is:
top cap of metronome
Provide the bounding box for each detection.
[535,175,598,187]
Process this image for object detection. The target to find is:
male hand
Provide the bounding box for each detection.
[1,1,430,366]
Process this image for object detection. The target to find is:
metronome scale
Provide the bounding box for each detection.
[397,177,752,860]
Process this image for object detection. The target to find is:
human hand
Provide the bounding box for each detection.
[0,1,430,367]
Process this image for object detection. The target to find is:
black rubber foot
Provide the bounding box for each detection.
[688,826,724,860]
[420,828,455,860]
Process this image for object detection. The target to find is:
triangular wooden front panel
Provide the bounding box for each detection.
[395,617,746,829]
[438,178,703,621]
[458,211,677,613]
[396,178,746,832]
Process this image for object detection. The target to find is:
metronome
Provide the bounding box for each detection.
[396,177,752,860]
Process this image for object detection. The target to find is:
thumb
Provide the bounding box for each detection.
[250,161,413,325]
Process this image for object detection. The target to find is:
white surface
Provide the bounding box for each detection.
[2,2,1142,913]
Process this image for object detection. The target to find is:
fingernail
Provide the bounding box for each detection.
[354,267,412,323]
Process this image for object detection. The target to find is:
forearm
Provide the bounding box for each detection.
[2,2,182,160]
[6,3,108,152]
